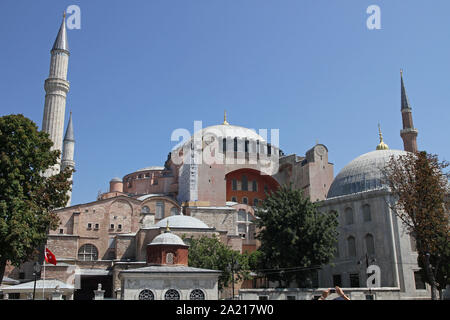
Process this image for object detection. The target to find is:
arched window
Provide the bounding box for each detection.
[242,197,248,205]
[231,196,237,202]
[223,138,227,153]
[138,289,154,300]
[347,236,356,257]
[362,204,371,222]
[252,180,258,192]
[166,252,174,265]
[164,289,180,300]
[253,198,259,206]
[344,207,354,225]
[365,234,375,256]
[141,206,150,214]
[190,289,205,300]
[242,175,248,191]
[78,244,98,261]
[170,207,179,216]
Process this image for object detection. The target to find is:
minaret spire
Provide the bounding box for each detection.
[399,70,418,153]
[42,13,71,176]
[62,112,75,206]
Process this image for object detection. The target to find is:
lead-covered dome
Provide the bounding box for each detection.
[155,215,210,229]
[327,149,408,198]
[149,232,187,246]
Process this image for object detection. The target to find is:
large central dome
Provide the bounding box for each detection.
[198,124,266,142]
[327,149,408,198]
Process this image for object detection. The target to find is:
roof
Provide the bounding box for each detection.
[155,215,210,229]
[136,166,165,172]
[149,232,187,246]
[110,177,122,182]
[52,14,69,52]
[327,149,408,198]
[120,265,221,274]
[1,279,73,292]
[1,276,20,285]
[137,194,172,201]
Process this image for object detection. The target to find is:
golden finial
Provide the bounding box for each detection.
[223,110,229,125]
[63,11,66,19]
[165,220,170,233]
[376,123,389,150]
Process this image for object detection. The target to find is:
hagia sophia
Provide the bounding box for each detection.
[1,13,439,300]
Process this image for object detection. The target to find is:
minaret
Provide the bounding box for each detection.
[61,112,75,206]
[400,70,418,153]
[42,12,70,175]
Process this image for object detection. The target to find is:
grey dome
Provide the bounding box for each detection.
[155,215,210,229]
[110,177,122,182]
[149,232,187,246]
[327,149,408,198]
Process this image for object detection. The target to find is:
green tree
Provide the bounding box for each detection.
[186,235,254,293]
[383,151,449,300]
[0,114,73,286]
[255,185,339,287]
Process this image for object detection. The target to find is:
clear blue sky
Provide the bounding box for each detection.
[1,1,449,205]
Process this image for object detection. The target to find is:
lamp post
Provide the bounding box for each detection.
[228,254,240,300]
[33,262,41,300]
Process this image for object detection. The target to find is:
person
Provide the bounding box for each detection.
[318,286,350,300]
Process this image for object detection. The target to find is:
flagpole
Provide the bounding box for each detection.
[43,246,46,300]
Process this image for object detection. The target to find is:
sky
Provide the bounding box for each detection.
[1,0,449,205]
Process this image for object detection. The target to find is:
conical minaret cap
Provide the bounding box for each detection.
[400,69,411,110]
[64,112,74,142]
[52,12,69,53]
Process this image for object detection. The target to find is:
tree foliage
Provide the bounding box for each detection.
[186,235,257,291]
[382,151,449,299]
[0,114,73,285]
[255,185,339,287]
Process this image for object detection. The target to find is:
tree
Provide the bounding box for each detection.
[382,151,449,300]
[0,114,73,286]
[186,235,254,293]
[255,185,339,287]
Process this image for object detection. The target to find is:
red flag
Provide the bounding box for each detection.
[45,248,57,265]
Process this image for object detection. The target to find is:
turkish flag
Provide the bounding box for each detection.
[45,248,57,265]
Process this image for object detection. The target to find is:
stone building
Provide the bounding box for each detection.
[2,12,440,302]
[119,227,221,300]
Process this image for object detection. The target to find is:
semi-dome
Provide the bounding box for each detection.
[327,149,408,198]
[136,166,165,172]
[155,215,210,229]
[149,232,187,246]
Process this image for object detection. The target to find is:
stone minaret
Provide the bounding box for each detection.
[61,112,75,206]
[400,70,418,153]
[42,12,70,176]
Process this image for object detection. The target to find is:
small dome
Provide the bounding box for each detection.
[155,215,210,229]
[327,149,408,198]
[149,232,187,246]
[110,177,122,182]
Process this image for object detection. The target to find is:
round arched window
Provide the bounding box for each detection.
[164,289,180,300]
[138,289,155,300]
[190,289,205,300]
[166,252,174,265]
[78,244,98,261]
[141,206,150,214]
